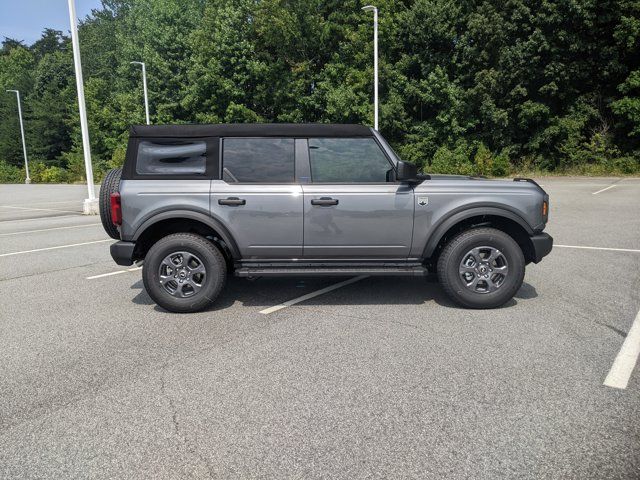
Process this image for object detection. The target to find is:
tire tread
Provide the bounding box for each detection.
[99,168,122,239]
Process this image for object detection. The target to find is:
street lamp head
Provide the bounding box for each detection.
[362,5,377,11]
[6,89,18,93]
[130,61,144,66]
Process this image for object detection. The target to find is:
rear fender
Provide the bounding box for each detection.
[132,210,240,259]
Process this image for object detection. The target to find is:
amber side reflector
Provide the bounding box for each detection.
[542,201,548,217]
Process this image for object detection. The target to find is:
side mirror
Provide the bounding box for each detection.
[396,161,418,182]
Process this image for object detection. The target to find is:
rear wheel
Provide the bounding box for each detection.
[99,168,122,239]
[143,233,227,313]
[437,227,525,308]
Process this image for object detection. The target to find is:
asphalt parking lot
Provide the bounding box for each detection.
[0,178,639,479]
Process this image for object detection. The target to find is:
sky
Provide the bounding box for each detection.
[0,0,103,46]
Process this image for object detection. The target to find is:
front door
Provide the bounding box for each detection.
[302,137,415,258]
[210,137,303,258]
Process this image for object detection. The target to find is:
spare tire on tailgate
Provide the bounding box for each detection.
[100,168,122,239]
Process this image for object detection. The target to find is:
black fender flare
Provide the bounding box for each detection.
[422,205,534,259]
[132,210,241,259]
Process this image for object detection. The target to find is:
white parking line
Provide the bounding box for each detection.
[592,185,617,195]
[0,200,83,207]
[0,239,112,257]
[555,244,640,253]
[0,205,80,214]
[604,309,640,389]
[260,275,368,315]
[0,214,82,224]
[0,223,101,237]
[87,266,142,280]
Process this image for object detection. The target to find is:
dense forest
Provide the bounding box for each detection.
[1,0,639,183]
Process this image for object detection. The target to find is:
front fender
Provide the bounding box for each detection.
[420,205,534,259]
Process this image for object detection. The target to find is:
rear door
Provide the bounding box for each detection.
[210,137,303,258]
[302,137,415,258]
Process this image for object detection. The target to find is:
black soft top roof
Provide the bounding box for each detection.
[129,123,373,138]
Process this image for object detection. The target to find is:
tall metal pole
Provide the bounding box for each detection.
[362,5,379,130]
[6,90,31,183]
[131,61,150,125]
[67,0,97,214]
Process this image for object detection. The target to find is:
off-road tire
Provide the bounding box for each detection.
[437,227,525,309]
[99,168,122,239]
[143,233,227,313]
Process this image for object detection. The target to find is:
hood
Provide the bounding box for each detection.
[426,174,489,181]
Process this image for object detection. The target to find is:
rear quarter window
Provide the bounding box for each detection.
[136,140,207,175]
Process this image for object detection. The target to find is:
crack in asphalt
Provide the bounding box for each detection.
[159,363,215,479]
[597,322,628,338]
[0,315,276,433]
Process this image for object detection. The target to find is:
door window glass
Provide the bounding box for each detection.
[222,138,295,183]
[308,138,393,183]
[136,140,207,175]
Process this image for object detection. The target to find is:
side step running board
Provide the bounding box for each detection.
[234,266,429,278]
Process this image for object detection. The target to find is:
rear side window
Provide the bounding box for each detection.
[308,138,393,183]
[222,138,295,183]
[136,140,207,175]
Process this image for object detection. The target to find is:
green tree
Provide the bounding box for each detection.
[2,0,640,183]
[0,44,35,166]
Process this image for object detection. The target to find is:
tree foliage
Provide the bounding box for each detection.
[1,0,639,182]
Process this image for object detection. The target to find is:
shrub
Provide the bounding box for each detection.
[430,141,474,175]
[611,156,640,174]
[39,166,69,183]
[491,149,512,177]
[28,162,47,182]
[473,143,493,176]
[25,161,71,183]
[0,161,25,183]
[109,143,127,169]
[430,142,512,177]
[59,150,87,182]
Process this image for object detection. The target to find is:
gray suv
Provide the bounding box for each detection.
[100,124,552,312]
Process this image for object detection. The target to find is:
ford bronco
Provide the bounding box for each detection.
[100,124,552,312]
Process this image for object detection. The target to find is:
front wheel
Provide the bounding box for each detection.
[437,228,525,309]
[142,233,227,313]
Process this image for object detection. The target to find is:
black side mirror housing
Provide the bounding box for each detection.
[396,160,419,182]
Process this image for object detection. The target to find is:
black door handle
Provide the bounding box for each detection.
[311,197,339,206]
[218,197,246,206]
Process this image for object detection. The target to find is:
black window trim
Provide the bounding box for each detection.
[121,134,396,184]
[306,136,399,185]
[122,136,219,180]
[219,136,298,185]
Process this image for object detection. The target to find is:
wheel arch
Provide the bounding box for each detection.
[423,207,536,265]
[132,210,240,263]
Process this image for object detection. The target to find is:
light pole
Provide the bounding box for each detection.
[362,5,378,130]
[130,61,150,125]
[5,90,31,184]
[67,0,97,214]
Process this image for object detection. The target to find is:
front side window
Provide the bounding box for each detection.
[136,140,207,175]
[222,138,295,183]
[308,138,393,183]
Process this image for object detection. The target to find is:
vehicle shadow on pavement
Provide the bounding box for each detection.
[514,282,538,300]
[129,276,538,312]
